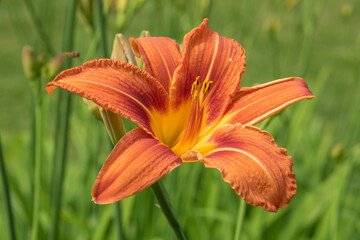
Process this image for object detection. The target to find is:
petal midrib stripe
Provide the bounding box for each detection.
[109,142,164,185]
[208,147,278,193]
[205,33,220,81]
[153,42,174,88]
[224,87,308,125]
[60,79,157,124]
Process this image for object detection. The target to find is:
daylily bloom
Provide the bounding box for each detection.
[46,19,314,212]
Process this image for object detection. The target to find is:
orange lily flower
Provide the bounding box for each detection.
[46,19,314,212]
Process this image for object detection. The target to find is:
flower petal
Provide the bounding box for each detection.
[130,37,182,92]
[221,77,315,126]
[92,128,182,204]
[46,59,169,135]
[193,124,296,212]
[170,19,246,130]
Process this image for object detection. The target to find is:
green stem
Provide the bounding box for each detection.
[151,180,186,240]
[49,0,77,239]
[0,133,17,240]
[233,198,246,240]
[31,99,43,240]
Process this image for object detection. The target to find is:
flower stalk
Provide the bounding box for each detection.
[0,133,17,240]
[151,180,186,240]
[31,92,44,240]
[22,45,45,240]
[101,111,126,240]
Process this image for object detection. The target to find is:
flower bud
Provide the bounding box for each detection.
[264,17,282,40]
[111,34,136,64]
[284,0,299,9]
[45,54,64,80]
[83,98,102,121]
[139,30,150,38]
[135,30,151,69]
[330,143,347,161]
[100,33,135,140]
[340,3,353,20]
[99,107,126,144]
[37,53,46,67]
[22,46,39,81]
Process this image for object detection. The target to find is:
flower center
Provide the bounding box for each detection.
[171,77,212,157]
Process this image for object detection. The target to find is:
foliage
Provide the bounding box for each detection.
[0,0,359,239]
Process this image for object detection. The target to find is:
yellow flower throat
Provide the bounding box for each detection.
[150,77,213,157]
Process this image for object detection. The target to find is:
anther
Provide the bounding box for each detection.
[201,79,213,95]
[205,81,212,94]
[191,76,201,98]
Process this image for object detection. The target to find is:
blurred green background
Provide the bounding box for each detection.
[1,0,359,239]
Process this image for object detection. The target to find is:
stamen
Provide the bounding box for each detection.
[207,81,212,92]
[171,76,214,156]
[191,76,200,99]
[201,79,208,94]
[202,79,213,95]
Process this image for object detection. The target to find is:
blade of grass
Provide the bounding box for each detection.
[21,0,56,55]
[233,198,247,240]
[296,0,325,76]
[114,0,148,33]
[0,133,17,240]
[4,0,28,47]
[94,0,108,56]
[49,0,77,239]
[92,205,116,240]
